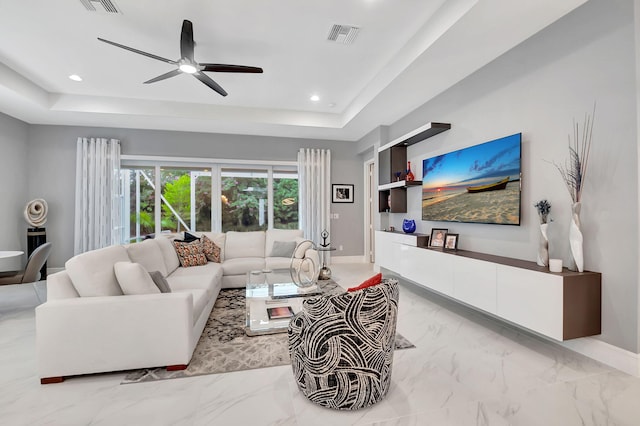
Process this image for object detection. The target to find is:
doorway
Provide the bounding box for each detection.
[364,159,375,263]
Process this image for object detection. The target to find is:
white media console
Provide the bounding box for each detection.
[375,230,601,341]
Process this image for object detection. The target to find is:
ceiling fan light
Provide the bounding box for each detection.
[179,63,197,74]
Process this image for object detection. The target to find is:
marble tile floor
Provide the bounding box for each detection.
[2,264,640,425]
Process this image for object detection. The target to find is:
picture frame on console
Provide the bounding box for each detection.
[444,233,459,251]
[332,184,354,203]
[429,228,448,248]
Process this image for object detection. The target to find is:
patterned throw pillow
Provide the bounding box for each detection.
[202,235,221,263]
[172,240,208,267]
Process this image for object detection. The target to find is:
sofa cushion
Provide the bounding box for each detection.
[202,235,221,263]
[201,232,226,261]
[266,229,303,256]
[167,262,222,295]
[155,236,180,276]
[265,257,294,270]
[65,245,129,297]
[149,271,172,293]
[222,257,265,276]
[270,240,296,258]
[225,231,265,259]
[114,262,161,295]
[126,239,168,277]
[173,240,208,267]
[266,257,314,272]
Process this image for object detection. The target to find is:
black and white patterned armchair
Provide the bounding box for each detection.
[288,278,399,410]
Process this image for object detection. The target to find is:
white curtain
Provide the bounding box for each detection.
[74,137,122,254]
[298,148,331,245]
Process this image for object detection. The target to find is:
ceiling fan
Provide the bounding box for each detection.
[97,20,263,97]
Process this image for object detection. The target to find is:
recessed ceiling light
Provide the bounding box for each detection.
[69,74,83,82]
[310,95,320,102]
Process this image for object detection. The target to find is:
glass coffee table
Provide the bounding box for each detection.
[245,269,340,336]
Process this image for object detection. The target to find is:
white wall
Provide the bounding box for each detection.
[372,0,639,353]
[25,125,365,268]
[0,112,28,264]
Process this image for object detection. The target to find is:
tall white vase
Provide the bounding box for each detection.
[537,223,549,267]
[569,202,584,272]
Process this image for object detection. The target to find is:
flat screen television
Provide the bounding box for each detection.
[422,133,521,225]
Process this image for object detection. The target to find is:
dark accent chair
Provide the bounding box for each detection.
[288,278,399,410]
[0,242,52,285]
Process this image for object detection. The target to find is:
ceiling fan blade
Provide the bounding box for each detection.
[98,37,176,65]
[201,64,264,73]
[143,69,182,84]
[193,72,228,96]
[180,20,195,61]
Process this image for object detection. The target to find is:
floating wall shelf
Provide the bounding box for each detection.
[378,180,422,191]
[379,122,451,152]
[378,122,451,212]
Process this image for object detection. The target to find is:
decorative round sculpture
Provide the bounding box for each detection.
[402,219,416,234]
[290,240,319,288]
[24,199,48,228]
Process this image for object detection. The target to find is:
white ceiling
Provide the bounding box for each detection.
[0,0,587,142]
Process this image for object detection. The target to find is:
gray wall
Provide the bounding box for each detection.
[0,112,28,264]
[367,0,638,352]
[26,125,364,268]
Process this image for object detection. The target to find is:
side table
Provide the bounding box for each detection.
[317,246,336,280]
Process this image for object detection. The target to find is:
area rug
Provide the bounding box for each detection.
[122,285,415,384]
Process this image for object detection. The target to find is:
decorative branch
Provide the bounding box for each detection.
[553,104,595,204]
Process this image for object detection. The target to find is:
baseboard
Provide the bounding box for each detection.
[330,255,367,264]
[47,267,64,275]
[561,336,640,377]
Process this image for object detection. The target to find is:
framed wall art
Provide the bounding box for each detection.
[332,184,354,203]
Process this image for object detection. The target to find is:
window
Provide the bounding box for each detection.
[221,169,268,232]
[273,171,298,229]
[122,167,155,242]
[159,168,211,233]
[121,160,297,242]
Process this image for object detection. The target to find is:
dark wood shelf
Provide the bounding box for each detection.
[378,122,450,213]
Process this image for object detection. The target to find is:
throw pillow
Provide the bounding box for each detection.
[114,262,161,295]
[172,240,208,267]
[202,235,221,263]
[270,240,297,258]
[183,231,200,242]
[347,273,383,293]
[149,270,172,293]
[294,237,313,259]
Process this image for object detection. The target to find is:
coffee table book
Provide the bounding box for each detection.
[267,306,295,320]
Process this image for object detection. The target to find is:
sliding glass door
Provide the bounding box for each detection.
[121,162,297,242]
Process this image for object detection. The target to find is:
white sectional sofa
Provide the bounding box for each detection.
[36,229,317,384]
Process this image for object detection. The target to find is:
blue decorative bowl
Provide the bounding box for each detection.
[402,219,416,234]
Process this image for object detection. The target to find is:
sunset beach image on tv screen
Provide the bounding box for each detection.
[422,133,521,225]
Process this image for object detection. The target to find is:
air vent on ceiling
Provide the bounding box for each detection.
[80,0,121,14]
[327,24,360,45]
